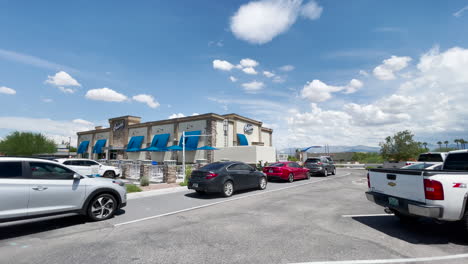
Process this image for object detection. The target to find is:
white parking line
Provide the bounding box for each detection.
[289,253,468,264]
[342,213,393,218]
[114,173,351,227]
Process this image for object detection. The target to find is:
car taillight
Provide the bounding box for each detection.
[406,162,411,166]
[317,162,322,165]
[205,173,219,180]
[367,172,370,188]
[424,179,444,200]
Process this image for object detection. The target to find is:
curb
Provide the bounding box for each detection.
[127,186,187,200]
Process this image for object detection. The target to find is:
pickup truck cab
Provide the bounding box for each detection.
[404,152,448,167]
[56,158,121,178]
[366,150,468,229]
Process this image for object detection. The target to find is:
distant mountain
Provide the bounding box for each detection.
[278,145,380,154]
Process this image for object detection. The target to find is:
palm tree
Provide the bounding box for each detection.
[461,139,466,149]
[444,140,449,149]
[455,139,460,149]
[422,142,428,150]
[437,141,442,151]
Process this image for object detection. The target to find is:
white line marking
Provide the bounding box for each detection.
[342,213,393,218]
[289,253,468,264]
[114,173,351,227]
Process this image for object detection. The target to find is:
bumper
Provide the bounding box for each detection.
[307,167,325,173]
[265,173,287,180]
[365,191,443,218]
[188,181,221,193]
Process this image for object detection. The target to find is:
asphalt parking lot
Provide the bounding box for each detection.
[0,168,467,264]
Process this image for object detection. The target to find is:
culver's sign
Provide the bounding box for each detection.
[243,123,254,135]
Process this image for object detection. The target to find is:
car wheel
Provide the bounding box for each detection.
[323,169,328,177]
[222,181,234,197]
[103,171,116,178]
[87,193,117,221]
[258,177,267,190]
[195,190,205,195]
[288,173,294,183]
[306,173,311,180]
[331,168,336,175]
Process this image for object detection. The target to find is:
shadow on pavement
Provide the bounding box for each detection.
[0,209,125,241]
[353,215,468,245]
[184,188,260,200]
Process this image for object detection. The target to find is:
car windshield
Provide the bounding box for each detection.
[305,159,320,163]
[418,154,443,162]
[268,163,285,167]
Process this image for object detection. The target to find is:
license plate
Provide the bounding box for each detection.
[269,169,273,173]
[388,197,399,207]
[192,183,198,188]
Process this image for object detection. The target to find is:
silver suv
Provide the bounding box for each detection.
[0,157,127,223]
[304,156,336,176]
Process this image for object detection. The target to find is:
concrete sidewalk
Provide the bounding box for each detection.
[127,185,188,200]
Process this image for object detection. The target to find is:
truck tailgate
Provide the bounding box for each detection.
[369,169,426,203]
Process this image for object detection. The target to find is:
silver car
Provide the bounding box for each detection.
[0,157,127,223]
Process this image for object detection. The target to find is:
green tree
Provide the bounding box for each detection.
[287,155,299,161]
[379,130,424,162]
[444,140,449,149]
[437,141,442,151]
[455,139,460,149]
[422,142,428,151]
[69,146,77,152]
[0,131,56,156]
[461,139,466,149]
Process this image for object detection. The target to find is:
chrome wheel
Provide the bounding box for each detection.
[88,194,116,221]
[259,177,267,190]
[288,173,294,183]
[103,171,116,178]
[223,181,234,197]
[323,169,328,176]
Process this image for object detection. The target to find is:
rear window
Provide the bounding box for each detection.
[0,162,23,178]
[269,163,285,167]
[200,163,227,171]
[305,159,320,163]
[418,154,443,162]
[402,163,435,170]
[444,153,468,170]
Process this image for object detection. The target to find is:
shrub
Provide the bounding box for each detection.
[140,175,150,186]
[126,184,142,193]
[180,166,192,186]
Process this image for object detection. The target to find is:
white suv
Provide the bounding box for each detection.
[56,158,121,178]
[0,157,127,223]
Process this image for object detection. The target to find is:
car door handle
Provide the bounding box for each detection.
[32,186,48,191]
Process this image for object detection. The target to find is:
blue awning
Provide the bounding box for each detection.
[142,133,170,152]
[77,141,90,154]
[126,136,144,152]
[237,134,249,146]
[167,145,183,151]
[92,139,107,154]
[179,131,201,151]
[197,145,219,150]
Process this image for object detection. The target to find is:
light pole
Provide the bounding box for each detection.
[181,131,213,182]
[68,137,71,158]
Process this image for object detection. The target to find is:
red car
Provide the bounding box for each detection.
[263,161,310,182]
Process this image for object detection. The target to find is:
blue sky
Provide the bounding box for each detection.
[1,0,468,148]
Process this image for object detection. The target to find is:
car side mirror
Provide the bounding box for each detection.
[73,173,82,180]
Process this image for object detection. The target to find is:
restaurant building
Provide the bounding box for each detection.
[76,113,275,164]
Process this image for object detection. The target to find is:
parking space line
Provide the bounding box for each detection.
[114,173,351,227]
[341,213,393,218]
[289,253,468,264]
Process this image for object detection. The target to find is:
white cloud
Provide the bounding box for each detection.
[42,98,53,103]
[373,55,412,80]
[192,113,200,116]
[0,49,77,72]
[300,79,363,102]
[242,67,258,75]
[279,65,295,71]
[453,5,468,17]
[132,94,160,108]
[230,0,322,44]
[359,70,369,76]
[58,86,75,94]
[169,113,185,119]
[242,81,265,93]
[272,76,285,83]
[300,0,323,20]
[85,88,128,102]
[263,71,275,78]
[0,117,95,146]
[229,76,238,82]
[240,58,259,68]
[45,71,81,87]
[213,59,234,71]
[0,86,16,95]
[209,40,224,47]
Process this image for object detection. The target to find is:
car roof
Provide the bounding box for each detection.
[0,157,59,164]
[448,149,468,154]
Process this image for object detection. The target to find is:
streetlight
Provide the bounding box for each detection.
[181,131,213,182]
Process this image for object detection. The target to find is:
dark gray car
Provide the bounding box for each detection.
[304,156,336,176]
[188,161,267,197]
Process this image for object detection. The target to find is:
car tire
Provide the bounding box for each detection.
[258,177,267,190]
[222,181,234,197]
[288,173,294,183]
[331,168,336,175]
[394,211,419,224]
[306,173,311,180]
[87,193,117,221]
[323,169,328,177]
[195,190,205,195]
[103,171,116,178]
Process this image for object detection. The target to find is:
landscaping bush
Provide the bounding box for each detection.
[180,166,193,186]
[140,175,150,186]
[126,184,142,193]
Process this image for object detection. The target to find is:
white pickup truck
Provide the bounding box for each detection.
[366,150,468,229]
[56,158,121,178]
[404,152,448,167]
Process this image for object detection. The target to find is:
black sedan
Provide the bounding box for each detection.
[188,161,267,197]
